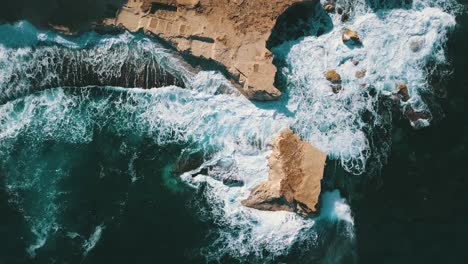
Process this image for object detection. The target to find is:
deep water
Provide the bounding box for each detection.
[0,0,467,263]
[354,7,468,263]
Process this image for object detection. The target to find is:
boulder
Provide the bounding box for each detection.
[397,83,410,102]
[342,28,360,43]
[324,4,335,12]
[324,69,341,83]
[242,129,327,216]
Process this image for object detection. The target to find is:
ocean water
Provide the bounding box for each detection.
[0,0,465,263]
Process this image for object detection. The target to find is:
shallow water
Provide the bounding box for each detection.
[0,0,465,263]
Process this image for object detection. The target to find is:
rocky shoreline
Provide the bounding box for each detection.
[105,0,318,101]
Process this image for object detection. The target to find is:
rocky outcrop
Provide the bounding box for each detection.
[242,129,327,216]
[397,83,410,102]
[325,69,341,83]
[105,0,317,101]
[342,28,361,44]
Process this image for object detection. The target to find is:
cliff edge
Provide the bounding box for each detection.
[106,0,314,100]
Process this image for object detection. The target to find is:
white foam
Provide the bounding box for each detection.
[275,0,457,174]
[83,224,105,256]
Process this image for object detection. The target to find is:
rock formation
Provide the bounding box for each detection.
[397,83,410,102]
[342,28,360,44]
[242,129,327,216]
[105,0,317,100]
[325,69,341,83]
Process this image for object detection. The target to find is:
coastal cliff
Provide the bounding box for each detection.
[105,0,316,100]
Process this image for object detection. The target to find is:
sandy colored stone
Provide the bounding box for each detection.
[324,69,341,83]
[105,0,318,101]
[342,28,360,43]
[242,129,327,215]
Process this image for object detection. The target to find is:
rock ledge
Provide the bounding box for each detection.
[105,0,316,100]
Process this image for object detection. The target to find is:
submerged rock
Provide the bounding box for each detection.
[331,84,343,93]
[324,4,335,13]
[242,129,327,216]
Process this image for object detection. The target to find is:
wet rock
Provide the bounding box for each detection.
[397,83,410,102]
[405,106,431,123]
[352,60,360,66]
[337,7,343,15]
[341,12,349,22]
[355,69,366,79]
[325,69,341,83]
[324,4,335,12]
[331,84,343,93]
[107,0,311,101]
[172,150,206,175]
[342,28,360,44]
[242,129,327,216]
[409,37,425,52]
[222,178,244,187]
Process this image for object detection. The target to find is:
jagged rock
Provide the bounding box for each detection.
[355,69,366,79]
[105,0,319,101]
[352,59,360,66]
[325,69,341,83]
[337,7,343,15]
[404,106,431,123]
[397,83,410,102]
[242,129,327,216]
[342,28,360,43]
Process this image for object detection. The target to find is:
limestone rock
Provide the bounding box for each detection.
[242,129,327,215]
[342,28,360,43]
[106,0,319,101]
[325,69,341,83]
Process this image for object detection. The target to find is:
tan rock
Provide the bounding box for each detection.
[342,28,360,43]
[355,69,366,79]
[242,129,327,215]
[106,0,318,101]
[324,69,341,83]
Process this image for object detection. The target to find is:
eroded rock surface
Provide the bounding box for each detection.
[106,0,316,100]
[242,129,327,216]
